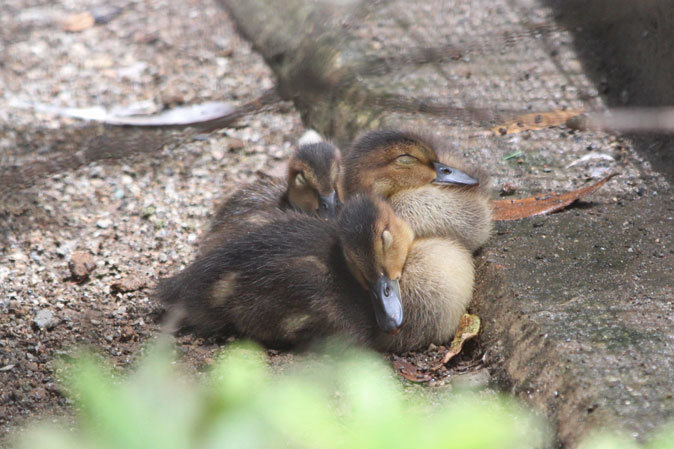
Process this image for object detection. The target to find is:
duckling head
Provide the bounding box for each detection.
[342,129,478,198]
[287,142,342,217]
[338,194,415,334]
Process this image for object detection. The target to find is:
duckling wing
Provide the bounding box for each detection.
[199,177,288,252]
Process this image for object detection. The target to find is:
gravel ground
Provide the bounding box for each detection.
[0,0,488,442]
[0,0,303,440]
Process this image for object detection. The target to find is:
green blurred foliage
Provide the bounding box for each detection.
[13,341,674,449]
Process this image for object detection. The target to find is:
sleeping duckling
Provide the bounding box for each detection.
[342,130,492,252]
[201,141,341,251]
[158,195,474,352]
[377,235,473,352]
[159,194,412,348]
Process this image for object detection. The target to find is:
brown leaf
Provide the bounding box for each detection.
[61,13,95,32]
[393,356,432,383]
[493,109,584,135]
[491,174,617,221]
[432,314,481,370]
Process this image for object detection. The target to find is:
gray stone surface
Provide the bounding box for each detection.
[32,309,58,330]
[221,0,673,445]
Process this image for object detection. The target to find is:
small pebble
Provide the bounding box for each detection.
[69,251,96,280]
[33,309,59,330]
[96,218,112,229]
[111,275,147,293]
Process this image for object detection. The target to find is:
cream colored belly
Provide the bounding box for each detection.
[375,237,474,352]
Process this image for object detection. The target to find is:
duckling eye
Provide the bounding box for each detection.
[295,172,306,186]
[395,154,417,165]
[384,285,391,297]
[382,230,393,250]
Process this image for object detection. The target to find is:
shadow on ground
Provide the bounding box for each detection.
[545,0,674,182]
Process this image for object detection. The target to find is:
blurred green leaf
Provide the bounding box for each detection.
[14,341,674,449]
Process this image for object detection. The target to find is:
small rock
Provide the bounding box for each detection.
[142,206,156,218]
[8,300,26,317]
[9,251,28,262]
[90,5,122,24]
[451,368,491,389]
[160,84,188,106]
[113,306,128,317]
[226,138,245,151]
[25,362,38,372]
[120,326,135,342]
[33,309,59,330]
[61,12,95,32]
[69,251,95,280]
[96,218,112,229]
[31,387,49,401]
[500,183,517,196]
[111,275,147,293]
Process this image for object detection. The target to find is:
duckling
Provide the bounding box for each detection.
[158,195,474,352]
[376,235,473,352]
[342,129,492,251]
[200,141,341,251]
[158,194,412,348]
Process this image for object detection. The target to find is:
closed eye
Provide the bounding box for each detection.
[295,172,306,186]
[395,154,417,165]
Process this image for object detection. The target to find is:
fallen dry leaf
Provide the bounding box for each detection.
[12,100,234,127]
[490,174,617,221]
[393,356,432,383]
[493,109,584,135]
[61,12,95,32]
[432,314,481,370]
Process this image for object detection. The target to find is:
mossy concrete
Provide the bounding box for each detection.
[220,0,673,445]
[475,194,673,445]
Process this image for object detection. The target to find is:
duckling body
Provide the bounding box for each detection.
[375,237,474,352]
[159,195,475,352]
[160,210,377,347]
[200,141,341,252]
[343,130,492,251]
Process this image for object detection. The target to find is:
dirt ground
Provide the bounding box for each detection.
[0,0,488,442]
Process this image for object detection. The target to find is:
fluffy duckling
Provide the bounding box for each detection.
[378,235,473,352]
[158,195,474,351]
[342,130,492,252]
[201,141,341,251]
[158,194,413,348]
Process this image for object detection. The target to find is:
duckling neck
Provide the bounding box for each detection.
[357,177,396,198]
